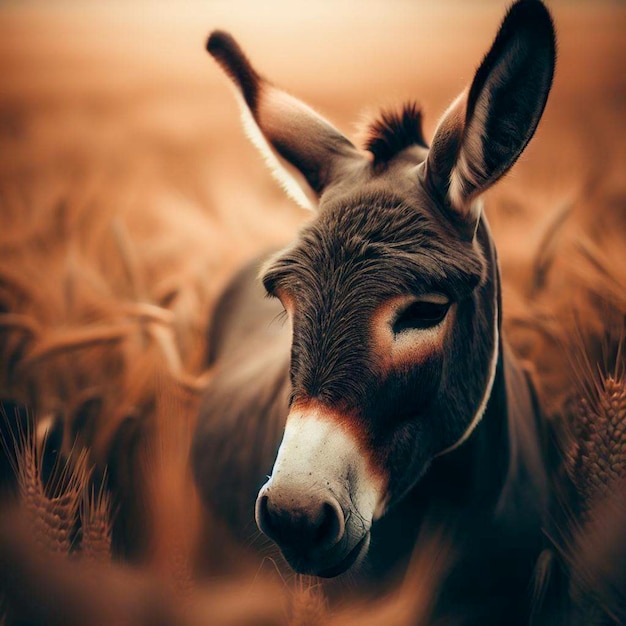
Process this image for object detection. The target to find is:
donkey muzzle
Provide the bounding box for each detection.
[255,485,350,573]
[254,410,384,577]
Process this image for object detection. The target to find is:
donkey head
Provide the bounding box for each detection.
[207,0,555,576]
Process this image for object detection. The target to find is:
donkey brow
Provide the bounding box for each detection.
[260,225,483,300]
[413,292,450,304]
[262,261,477,304]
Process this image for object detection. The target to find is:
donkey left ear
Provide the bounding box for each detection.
[425,0,556,229]
[207,31,360,211]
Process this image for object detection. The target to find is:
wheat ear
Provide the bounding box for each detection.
[16,427,90,555]
[569,374,626,518]
[80,474,113,564]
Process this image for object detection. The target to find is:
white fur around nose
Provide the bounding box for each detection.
[265,411,385,527]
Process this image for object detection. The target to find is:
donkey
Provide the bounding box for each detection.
[193,0,556,610]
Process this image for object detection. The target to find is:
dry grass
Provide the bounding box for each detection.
[0,1,624,624]
[533,355,626,624]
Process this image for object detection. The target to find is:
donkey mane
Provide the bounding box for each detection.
[364,102,428,166]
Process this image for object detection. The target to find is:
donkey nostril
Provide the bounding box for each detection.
[315,500,345,551]
[256,489,345,554]
[256,493,274,537]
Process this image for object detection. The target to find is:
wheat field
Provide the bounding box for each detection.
[0,1,624,624]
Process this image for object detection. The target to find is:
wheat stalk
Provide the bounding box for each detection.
[529,199,574,297]
[18,323,136,370]
[140,370,202,599]
[289,577,328,626]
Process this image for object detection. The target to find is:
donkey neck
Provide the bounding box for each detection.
[426,213,547,517]
[438,213,510,506]
[413,214,515,509]
[365,212,548,579]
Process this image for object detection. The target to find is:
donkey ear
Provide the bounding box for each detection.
[207,31,359,210]
[425,0,556,228]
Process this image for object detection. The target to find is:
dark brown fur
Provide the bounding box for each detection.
[364,103,428,166]
[193,0,557,621]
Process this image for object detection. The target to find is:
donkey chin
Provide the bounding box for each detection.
[254,410,385,577]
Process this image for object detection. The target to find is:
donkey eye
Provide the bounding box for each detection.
[392,298,450,334]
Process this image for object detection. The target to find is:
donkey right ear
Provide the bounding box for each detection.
[424,0,556,231]
[207,31,360,211]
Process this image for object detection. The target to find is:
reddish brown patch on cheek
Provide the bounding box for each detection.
[290,398,389,493]
[370,297,456,377]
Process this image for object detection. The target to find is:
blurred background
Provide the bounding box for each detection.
[0,1,624,625]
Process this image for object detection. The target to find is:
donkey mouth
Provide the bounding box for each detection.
[316,532,370,578]
[284,532,370,578]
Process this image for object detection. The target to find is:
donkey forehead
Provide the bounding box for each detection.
[263,189,485,300]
